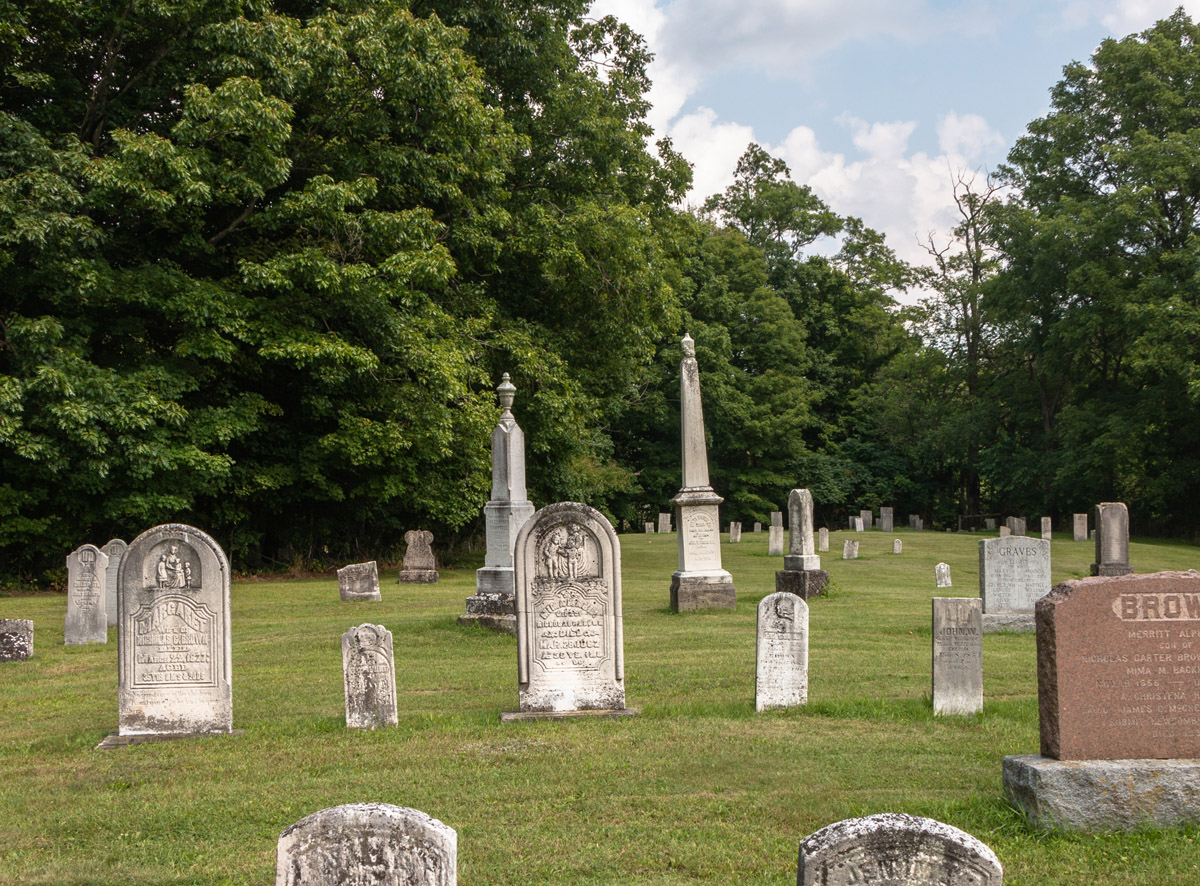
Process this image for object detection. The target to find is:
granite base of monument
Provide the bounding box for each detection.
[670,571,736,611]
[398,568,439,583]
[500,707,640,722]
[1003,754,1200,832]
[981,612,1035,633]
[774,570,828,600]
[1091,564,1134,577]
[456,591,517,636]
[97,729,245,750]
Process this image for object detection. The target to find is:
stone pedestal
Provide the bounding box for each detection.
[981,612,1035,633]
[774,569,828,600]
[457,592,517,636]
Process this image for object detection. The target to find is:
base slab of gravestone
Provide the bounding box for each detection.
[456,592,517,636]
[1003,755,1200,832]
[501,707,640,722]
[0,619,33,661]
[96,729,246,750]
[670,572,736,611]
[774,569,829,600]
[981,612,1035,633]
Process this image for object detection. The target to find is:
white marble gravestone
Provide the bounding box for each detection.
[753,522,762,533]
[935,562,952,588]
[776,489,828,599]
[860,509,873,530]
[117,524,232,736]
[398,530,438,583]
[645,522,654,533]
[1040,517,1052,539]
[102,539,127,628]
[506,502,631,719]
[932,598,983,715]
[755,592,809,711]
[771,511,783,528]
[729,522,742,543]
[65,544,108,645]
[768,525,784,556]
[658,512,672,534]
[1092,501,1133,576]
[892,539,902,554]
[879,506,894,532]
[276,804,456,886]
[999,526,1011,538]
[342,623,398,729]
[978,535,1051,632]
[818,527,829,552]
[1072,513,1088,542]
[337,561,381,602]
[842,540,859,559]
[852,517,864,532]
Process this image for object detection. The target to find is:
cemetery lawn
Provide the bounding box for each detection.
[3,530,1200,885]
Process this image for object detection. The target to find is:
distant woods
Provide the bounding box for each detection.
[3,3,1199,581]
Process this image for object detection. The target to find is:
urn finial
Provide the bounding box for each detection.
[681,333,695,358]
[497,372,516,415]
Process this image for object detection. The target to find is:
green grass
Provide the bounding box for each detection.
[2,528,1199,884]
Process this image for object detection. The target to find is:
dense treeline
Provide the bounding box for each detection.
[3,2,1198,582]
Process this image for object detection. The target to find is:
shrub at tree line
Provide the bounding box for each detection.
[3,2,1199,582]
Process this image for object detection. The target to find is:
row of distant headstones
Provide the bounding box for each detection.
[649,511,1097,538]
[273,805,1002,885]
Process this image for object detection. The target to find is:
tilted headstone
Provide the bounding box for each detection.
[978,536,1050,631]
[342,624,397,729]
[337,561,381,602]
[998,526,1011,538]
[102,539,127,628]
[729,522,742,543]
[65,544,108,645]
[852,517,864,532]
[276,804,456,886]
[892,539,902,554]
[1091,501,1132,576]
[933,598,983,715]
[755,592,808,711]
[935,562,951,588]
[797,813,1002,886]
[771,511,783,528]
[848,516,856,530]
[507,502,629,717]
[657,512,672,534]
[985,518,996,530]
[1072,513,1088,542]
[768,525,784,557]
[753,522,762,533]
[118,524,232,736]
[859,509,873,530]
[818,527,829,552]
[1040,517,1052,539]
[879,506,894,532]
[398,530,439,583]
[842,540,859,560]
[644,522,654,533]
[0,619,33,662]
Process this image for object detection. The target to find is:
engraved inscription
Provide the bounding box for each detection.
[72,549,102,612]
[816,844,994,885]
[532,580,608,671]
[130,594,217,688]
[684,511,717,560]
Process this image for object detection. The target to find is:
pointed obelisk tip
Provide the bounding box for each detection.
[681,333,695,357]
[497,372,516,414]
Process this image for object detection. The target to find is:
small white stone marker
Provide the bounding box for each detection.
[818,527,829,552]
[932,598,983,715]
[892,539,902,554]
[755,592,808,712]
[935,562,952,588]
[337,561,381,602]
[342,624,398,729]
[842,540,858,559]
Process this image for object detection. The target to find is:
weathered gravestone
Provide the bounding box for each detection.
[892,539,902,554]
[276,804,456,886]
[1041,517,1052,539]
[1003,571,1200,831]
[852,516,864,532]
[985,518,996,530]
[504,502,633,719]
[935,563,952,588]
[341,623,397,729]
[398,530,439,583]
[842,540,859,560]
[753,522,762,533]
[932,598,983,716]
[998,526,1011,538]
[65,544,108,645]
[797,813,1003,885]
[755,592,808,711]
[729,522,742,543]
[116,524,232,737]
[775,489,828,600]
[1091,501,1133,576]
[859,509,873,530]
[337,561,381,602]
[818,527,829,552]
[658,512,672,534]
[768,525,784,557]
[879,506,894,532]
[644,522,654,533]
[0,619,33,662]
[1072,513,1088,542]
[102,539,127,628]
[1009,516,1027,536]
[771,511,783,528]
[978,535,1050,633]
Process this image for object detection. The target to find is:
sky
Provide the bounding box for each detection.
[586,0,1199,278]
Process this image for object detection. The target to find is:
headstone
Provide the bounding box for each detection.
[118,524,232,736]
[859,509,873,530]
[755,592,808,711]
[1004,571,1200,832]
[935,562,952,588]
[1013,516,1026,536]
[398,530,439,583]
[341,624,398,729]
[985,518,996,530]
[753,522,762,533]
[932,598,983,715]
[797,814,1003,886]
[644,522,654,533]
[1073,513,1088,542]
[879,506,894,532]
[658,512,672,534]
[999,526,1011,538]
[65,544,108,645]
[729,521,742,543]
[0,619,33,662]
[337,561,381,602]
[978,535,1051,632]
[852,517,864,532]
[892,539,902,554]
[842,540,858,559]
[768,525,784,557]
[505,502,633,718]
[818,527,829,552]
[909,514,919,529]
[1041,516,1052,539]
[1089,529,1096,540]
[771,511,783,528]
[1092,501,1133,576]
[776,489,829,599]
[102,539,127,628]
[913,516,924,531]
[276,804,456,886]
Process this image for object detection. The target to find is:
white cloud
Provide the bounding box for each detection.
[1057,0,1199,33]
[937,111,1006,162]
[662,107,757,205]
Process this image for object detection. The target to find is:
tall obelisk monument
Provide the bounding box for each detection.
[670,334,736,611]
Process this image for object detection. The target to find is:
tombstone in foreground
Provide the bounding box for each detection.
[775,489,828,600]
[797,813,1002,885]
[978,535,1050,633]
[276,803,456,886]
[892,539,902,554]
[1003,571,1200,831]
[729,522,742,543]
[503,502,634,720]
[932,598,982,716]
[1040,517,1052,539]
[337,561,381,602]
[65,544,108,645]
[102,538,127,628]
[342,624,398,729]
[879,506,894,532]
[1072,512,1087,542]
[669,335,735,611]
[755,592,808,711]
[817,527,829,552]
[0,619,33,662]
[1091,501,1132,576]
[398,530,439,583]
[462,373,535,634]
[935,562,951,588]
[657,512,672,534]
[842,540,858,560]
[114,524,232,739]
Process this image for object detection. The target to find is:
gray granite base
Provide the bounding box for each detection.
[398,569,439,583]
[774,569,828,600]
[500,708,639,723]
[458,592,517,636]
[670,573,736,611]
[1003,754,1200,831]
[96,729,244,750]
[981,612,1035,633]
